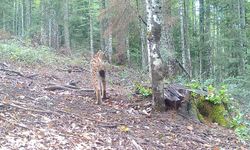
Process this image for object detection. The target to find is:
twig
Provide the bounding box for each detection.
[0,62,8,68]
[57,130,91,141]
[138,15,147,26]
[98,124,118,128]
[181,135,206,144]
[8,102,59,115]
[26,74,39,79]
[174,59,191,80]
[57,67,90,73]
[79,88,95,92]
[68,80,80,86]
[64,85,80,89]
[128,137,143,150]
[44,84,80,91]
[0,68,24,77]
[0,114,30,130]
[44,85,68,91]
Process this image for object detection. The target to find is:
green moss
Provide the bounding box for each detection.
[210,104,229,127]
[196,97,230,127]
[197,113,205,123]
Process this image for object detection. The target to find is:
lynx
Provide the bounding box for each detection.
[91,50,106,104]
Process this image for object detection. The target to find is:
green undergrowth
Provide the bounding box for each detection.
[0,39,86,66]
[134,82,152,97]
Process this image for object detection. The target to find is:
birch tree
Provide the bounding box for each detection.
[89,0,94,57]
[146,0,166,111]
[63,0,71,52]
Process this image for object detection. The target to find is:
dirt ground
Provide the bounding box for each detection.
[0,61,249,150]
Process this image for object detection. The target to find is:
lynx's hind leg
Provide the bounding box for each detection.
[95,88,102,105]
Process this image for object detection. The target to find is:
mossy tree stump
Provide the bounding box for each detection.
[163,84,232,127]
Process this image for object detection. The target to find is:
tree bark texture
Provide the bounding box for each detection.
[146,0,166,111]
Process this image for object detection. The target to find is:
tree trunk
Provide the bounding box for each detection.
[205,0,212,78]
[15,0,19,35]
[100,0,106,51]
[140,23,147,70]
[13,0,16,34]
[160,0,175,69]
[238,0,247,71]
[21,0,24,37]
[146,0,165,111]
[179,0,192,78]
[2,10,6,31]
[89,0,94,57]
[241,0,247,67]
[126,34,130,65]
[48,13,52,47]
[107,31,113,63]
[136,0,148,70]
[180,0,186,68]
[199,0,205,80]
[40,0,47,45]
[184,0,192,78]
[25,0,31,35]
[55,23,60,49]
[63,0,71,51]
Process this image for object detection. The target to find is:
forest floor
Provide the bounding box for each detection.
[0,60,249,150]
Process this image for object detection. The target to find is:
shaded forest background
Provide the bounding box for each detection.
[0,0,249,130]
[1,0,249,77]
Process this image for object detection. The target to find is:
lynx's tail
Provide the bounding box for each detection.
[99,70,105,78]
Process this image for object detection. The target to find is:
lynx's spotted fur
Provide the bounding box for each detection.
[91,50,106,104]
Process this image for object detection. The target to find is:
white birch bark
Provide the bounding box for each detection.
[63,0,71,51]
[89,0,94,57]
[146,0,165,111]
[21,0,24,37]
[108,31,113,63]
[126,34,130,65]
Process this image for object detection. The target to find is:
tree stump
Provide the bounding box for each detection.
[163,84,203,121]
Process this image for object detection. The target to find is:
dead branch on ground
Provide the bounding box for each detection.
[129,137,143,150]
[0,68,24,77]
[0,114,30,130]
[3,101,60,115]
[44,85,70,91]
[0,62,8,68]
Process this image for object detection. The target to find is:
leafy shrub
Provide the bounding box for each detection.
[135,83,152,97]
[235,125,250,141]
[206,85,230,105]
[187,81,230,105]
